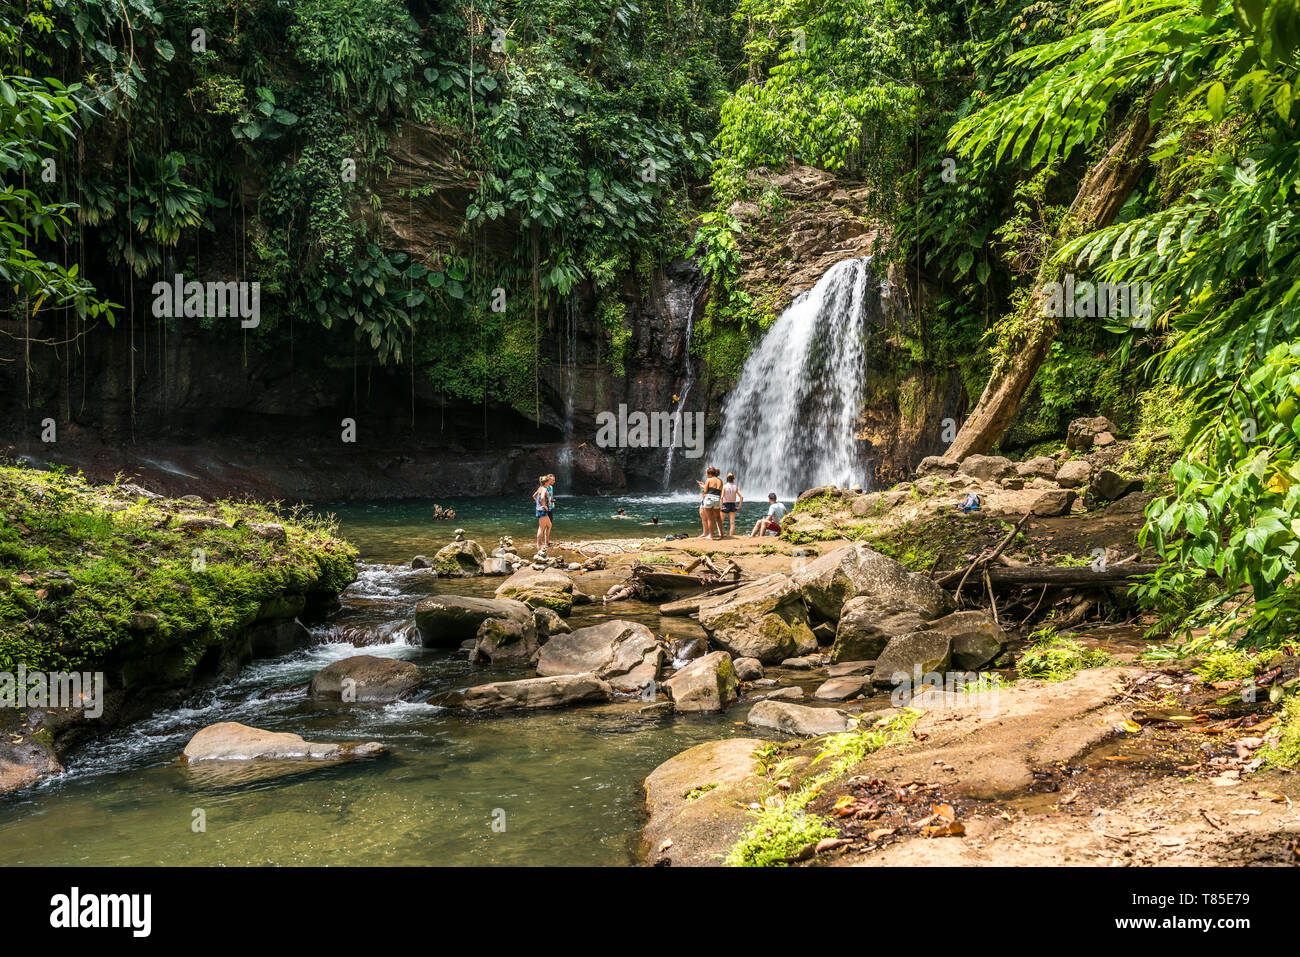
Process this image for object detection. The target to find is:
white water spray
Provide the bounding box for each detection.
[707,257,878,498]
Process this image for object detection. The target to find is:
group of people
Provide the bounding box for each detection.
[530,468,789,550]
[696,467,786,540]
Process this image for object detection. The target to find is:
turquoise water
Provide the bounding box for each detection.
[321,494,737,564]
[0,501,805,866]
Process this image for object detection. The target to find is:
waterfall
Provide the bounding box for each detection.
[557,295,579,487]
[707,257,878,499]
[661,300,697,489]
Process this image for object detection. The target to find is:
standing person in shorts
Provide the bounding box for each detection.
[533,476,552,553]
[544,474,556,545]
[720,472,743,538]
[697,466,724,539]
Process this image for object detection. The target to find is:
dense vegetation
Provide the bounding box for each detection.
[5,0,1300,650]
[0,465,356,674]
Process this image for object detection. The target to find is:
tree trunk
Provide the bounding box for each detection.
[946,94,1161,461]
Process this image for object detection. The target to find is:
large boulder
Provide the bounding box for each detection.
[925,611,1007,670]
[495,567,575,615]
[792,544,956,622]
[182,722,386,762]
[830,595,929,663]
[958,454,1016,482]
[533,606,571,640]
[746,699,857,737]
[1031,489,1077,517]
[308,655,422,702]
[916,455,959,476]
[663,651,739,713]
[414,595,533,646]
[429,673,612,712]
[535,620,665,693]
[1055,459,1092,489]
[1066,415,1117,451]
[470,614,541,666]
[696,574,811,663]
[433,538,488,575]
[1016,456,1058,481]
[1090,468,1145,502]
[871,631,953,688]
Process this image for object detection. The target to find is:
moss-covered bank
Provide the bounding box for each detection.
[0,463,356,690]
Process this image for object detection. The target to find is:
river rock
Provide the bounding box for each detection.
[495,567,575,615]
[814,675,870,700]
[480,557,510,576]
[411,555,433,570]
[1055,459,1091,488]
[533,606,571,639]
[470,614,541,666]
[429,673,612,712]
[414,595,533,646]
[535,620,665,693]
[764,685,805,701]
[696,573,812,663]
[308,655,422,702]
[958,454,1016,482]
[826,660,874,677]
[664,651,739,713]
[871,631,953,688]
[182,722,387,762]
[1066,415,1117,450]
[917,455,959,476]
[0,717,63,794]
[733,657,764,682]
[746,700,856,737]
[1031,489,1077,517]
[925,611,1007,670]
[432,538,488,575]
[1090,468,1145,502]
[1016,456,1058,481]
[792,544,956,622]
[829,595,929,664]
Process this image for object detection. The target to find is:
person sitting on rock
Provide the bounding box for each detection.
[749,493,786,536]
[958,491,981,513]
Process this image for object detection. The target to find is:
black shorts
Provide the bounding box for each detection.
[722,502,738,513]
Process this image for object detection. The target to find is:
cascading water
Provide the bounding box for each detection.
[557,295,580,487]
[661,300,697,489]
[707,257,879,498]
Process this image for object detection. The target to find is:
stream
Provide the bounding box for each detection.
[0,497,801,866]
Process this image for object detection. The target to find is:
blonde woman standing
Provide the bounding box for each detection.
[697,466,724,540]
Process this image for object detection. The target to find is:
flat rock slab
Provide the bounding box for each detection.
[641,738,771,867]
[747,700,856,737]
[826,660,874,677]
[763,686,805,701]
[536,619,664,693]
[854,667,1141,799]
[429,673,612,712]
[814,676,869,701]
[182,722,386,763]
[495,567,575,615]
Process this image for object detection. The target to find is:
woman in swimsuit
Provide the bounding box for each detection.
[720,472,743,538]
[533,475,552,553]
[697,466,724,540]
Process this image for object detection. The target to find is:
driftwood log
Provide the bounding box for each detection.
[603,559,747,604]
[935,562,1161,590]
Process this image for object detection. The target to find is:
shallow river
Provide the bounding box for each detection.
[0,497,796,866]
